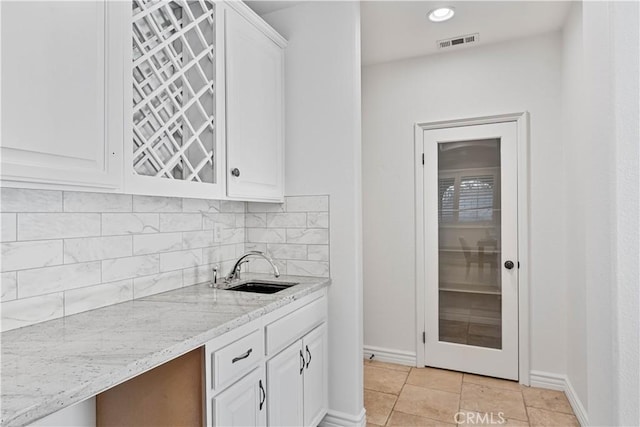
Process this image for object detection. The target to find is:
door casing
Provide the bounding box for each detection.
[414,112,530,385]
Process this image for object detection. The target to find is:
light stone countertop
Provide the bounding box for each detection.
[1,273,330,427]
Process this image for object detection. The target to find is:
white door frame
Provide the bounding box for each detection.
[414,112,530,385]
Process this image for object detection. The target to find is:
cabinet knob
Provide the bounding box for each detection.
[231,168,240,177]
[504,260,515,270]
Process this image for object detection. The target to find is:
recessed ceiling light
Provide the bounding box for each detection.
[428,7,455,22]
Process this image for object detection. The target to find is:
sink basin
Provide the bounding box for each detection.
[227,281,298,294]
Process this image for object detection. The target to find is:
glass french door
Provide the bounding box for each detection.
[423,121,519,380]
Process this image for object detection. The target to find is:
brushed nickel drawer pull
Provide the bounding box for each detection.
[232,348,253,363]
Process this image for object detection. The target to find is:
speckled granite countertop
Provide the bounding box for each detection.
[1,274,330,427]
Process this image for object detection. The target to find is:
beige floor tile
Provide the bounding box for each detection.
[456,410,530,426]
[463,373,522,391]
[365,365,409,395]
[527,407,579,427]
[406,367,463,394]
[522,387,574,414]
[364,358,412,373]
[364,389,397,426]
[367,424,383,427]
[394,384,461,424]
[460,383,528,422]
[387,410,456,426]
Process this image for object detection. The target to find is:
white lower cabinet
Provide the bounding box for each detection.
[302,324,328,427]
[266,323,328,427]
[266,339,305,426]
[213,366,267,427]
[206,290,328,427]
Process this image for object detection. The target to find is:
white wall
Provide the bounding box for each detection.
[261,2,365,423]
[567,1,640,425]
[362,33,566,375]
[561,2,588,411]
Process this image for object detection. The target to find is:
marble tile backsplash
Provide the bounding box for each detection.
[0,190,330,331]
[245,195,330,278]
[0,188,245,332]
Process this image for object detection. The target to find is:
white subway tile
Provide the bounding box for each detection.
[307,212,329,228]
[17,262,102,298]
[159,213,202,232]
[64,236,132,263]
[286,229,329,244]
[268,244,307,260]
[64,192,132,212]
[203,213,236,229]
[134,271,183,298]
[234,243,246,257]
[1,188,62,212]
[183,265,213,286]
[246,258,286,275]
[133,195,182,212]
[287,260,329,277]
[246,228,286,244]
[1,293,64,331]
[102,213,159,235]
[1,213,16,242]
[245,213,266,228]
[64,279,133,316]
[285,196,329,212]
[133,233,182,255]
[203,245,237,264]
[102,254,159,282]
[266,213,307,228]
[220,201,245,213]
[221,228,245,244]
[235,214,245,228]
[247,202,285,213]
[18,213,100,240]
[245,242,266,253]
[1,272,17,301]
[182,198,220,213]
[160,249,202,272]
[183,230,215,249]
[1,240,62,272]
[307,245,329,262]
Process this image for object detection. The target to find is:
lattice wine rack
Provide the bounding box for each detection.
[132,0,216,183]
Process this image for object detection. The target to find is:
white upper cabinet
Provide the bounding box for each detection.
[0,1,126,190]
[124,0,225,199]
[224,3,286,202]
[1,1,286,202]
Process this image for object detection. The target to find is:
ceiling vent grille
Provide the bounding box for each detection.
[437,33,479,50]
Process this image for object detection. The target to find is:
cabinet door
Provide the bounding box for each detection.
[213,367,266,427]
[225,6,284,201]
[0,1,124,189]
[303,323,328,426]
[266,340,304,426]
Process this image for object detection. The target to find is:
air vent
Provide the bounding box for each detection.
[437,33,479,50]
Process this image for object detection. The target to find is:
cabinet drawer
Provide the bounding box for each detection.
[212,329,263,390]
[266,297,326,355]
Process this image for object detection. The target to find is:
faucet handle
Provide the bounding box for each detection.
[210,266,219,288]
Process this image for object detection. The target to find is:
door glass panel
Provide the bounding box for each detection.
[437,139,502,349]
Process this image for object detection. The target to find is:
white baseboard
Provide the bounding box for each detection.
[363,345,416,367]
[530,371,588,426]
[319,408,366,427]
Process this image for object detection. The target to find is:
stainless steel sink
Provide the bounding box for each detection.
[227,281,298,294]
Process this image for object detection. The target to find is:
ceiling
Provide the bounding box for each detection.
[362,1,572,65]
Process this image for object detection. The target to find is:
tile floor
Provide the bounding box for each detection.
[364,359,580,426]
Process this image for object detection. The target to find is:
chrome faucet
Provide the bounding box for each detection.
[225,251,280,283]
